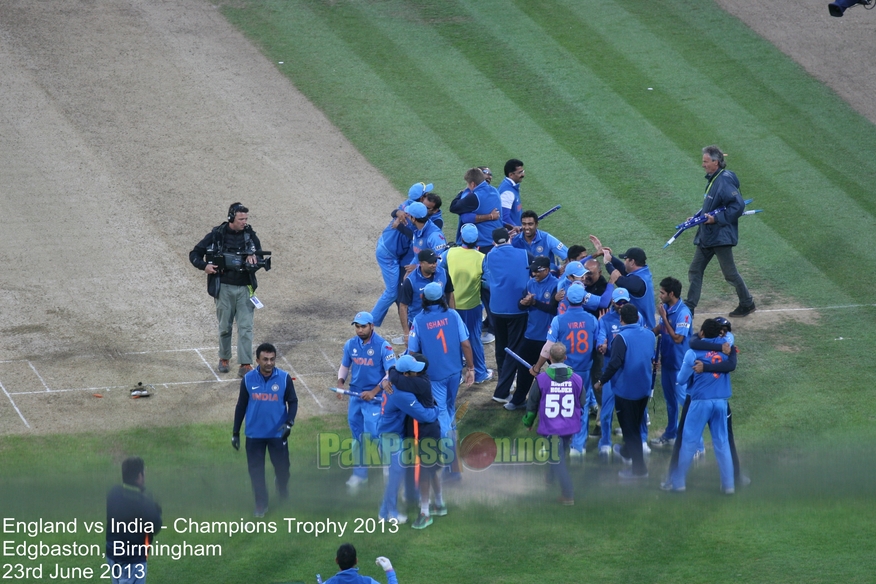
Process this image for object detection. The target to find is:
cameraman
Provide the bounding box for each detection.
[190,203,268,377]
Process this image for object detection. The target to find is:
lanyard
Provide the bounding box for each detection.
[703,169,724,198]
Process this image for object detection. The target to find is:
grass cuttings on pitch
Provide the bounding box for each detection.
[2,418,875,584]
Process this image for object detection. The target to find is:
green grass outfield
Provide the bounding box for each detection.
[4,0,876,582]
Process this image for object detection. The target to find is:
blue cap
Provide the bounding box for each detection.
[407,201,428,219]
[408,182,433,200]
[351,311,373,325]
[611,288,630,304]
[565,261,586,278]
[567,283,586,304]
[461,223,478,244]
[396,354,426,373]
[423,282,443,301]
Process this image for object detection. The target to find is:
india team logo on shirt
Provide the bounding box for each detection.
[536,245,544,253]
[271,384,280,392]
[366,348,374,357]
[542,291,551,300]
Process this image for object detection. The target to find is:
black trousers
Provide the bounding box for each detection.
[246,437,290,511]
[615,395,649,476]
[492,314,528,399]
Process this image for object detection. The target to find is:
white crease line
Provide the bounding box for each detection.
[10,378,236,395]
[194,348,222,382]
[699,303,876,316]
[0,359,27,364]
[27,361,50,391]
[319,348,337,371]
[0,378,31,428]
[280,355,323,410]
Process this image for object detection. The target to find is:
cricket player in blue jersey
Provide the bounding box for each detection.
[337,311,397,488]
[593,305,656,479]
[372,204,415,328]
[408,282,474,440]
[662,319,737,493]
[532,283,598,456]
[405,202,446,260]
[378,355,439,524]
[553,261,614,316]
[398,249,453,343]
[507,256,558,410]
[512,210,568,271]
[498,159,525,229]
[449,168,504,250]
[650,277,693,448]
[601,246,657,330]
[231,343,298,517]
[324,543,398,584]
[595,288,646,457]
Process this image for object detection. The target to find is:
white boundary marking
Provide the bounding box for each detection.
[27,361,50,391]
[194,348,223,382]
[0,378,31,428]
[280,354,324,410]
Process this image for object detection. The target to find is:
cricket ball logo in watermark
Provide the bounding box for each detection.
[317,432,562,471]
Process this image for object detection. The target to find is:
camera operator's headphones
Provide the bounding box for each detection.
[227,202,244,223]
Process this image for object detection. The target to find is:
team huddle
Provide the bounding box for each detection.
[191,148,754,527]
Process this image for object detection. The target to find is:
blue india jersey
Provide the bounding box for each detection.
[341,331,396,393]
[408,306,469,380]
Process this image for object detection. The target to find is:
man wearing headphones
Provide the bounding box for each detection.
[190,203,268,377]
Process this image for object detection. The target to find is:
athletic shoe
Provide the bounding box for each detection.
[723,487,735,495]
[480,332,496,344]
[598,445,612,460]
[503,401,523,411]
[589,423,602,437]
[613,444,631,465]
[429,503,448,517]
[238,364,253,377]
[474,369,494,384]
[650,435,675,448]
[618,468,648,480]
[694,449,706,461]
[346,475,367,488]
[218,359,230,373]
[729,303,756,317]
[393,512,407,525]
[558,496,575,506]
[569,448,585,459]
[660,481,685,492]
[391,336,405,345]
[411,513,432,530]
[642,441,651,455]
[739,474,752,487]
[491,395,511,404]
[254,506,268,518]
[614,427,623,436]
[131,389,149,397]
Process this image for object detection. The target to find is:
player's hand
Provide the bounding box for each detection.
[593,380,603,392]
[489,208,499,221]
[705,214,716,224]
[588,234,603,254]
[722,342,731,355]
[529,366,540,377]
[231,435,240,450]
[375,557,393,572]
[281,422,293,441]
[608,270,621,284]
[598,343,607,355]
[360,388,380,401]
[554,289,565,302]
[693,360,704,374]
[463,369,475,388]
